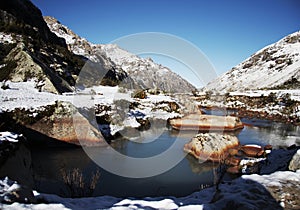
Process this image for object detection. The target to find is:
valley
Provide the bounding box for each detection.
[0,0,300,209]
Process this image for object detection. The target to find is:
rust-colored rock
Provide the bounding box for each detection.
[225,156,241,166]
[228,148,239,156]
[226,166,241,174]
[21,102,106,146]
[170,114,244,131]
[241,145,265,157]
[264,144,272,150]
[184,133,240,162]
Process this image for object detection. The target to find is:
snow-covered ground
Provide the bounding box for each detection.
[230,89,300,101]
[0,81,182,136]
[0,81,74,112]
[197,89,300,120]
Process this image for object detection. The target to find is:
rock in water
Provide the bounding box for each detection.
[170,114,244,131]
[289,149,300,171]
[184,133,239,162]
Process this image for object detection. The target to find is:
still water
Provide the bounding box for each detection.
[31,118,300,198]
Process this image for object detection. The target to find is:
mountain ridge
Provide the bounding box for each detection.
[44,16,196,93]
[204,30,300,93]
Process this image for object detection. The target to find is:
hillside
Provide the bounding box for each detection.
[204,31,300,93]
[0,0,127,93]
[44,16,196,93]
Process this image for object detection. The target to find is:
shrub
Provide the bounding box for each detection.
[60,167,100,198]
[132,89,147,99]
[266,92,277,104]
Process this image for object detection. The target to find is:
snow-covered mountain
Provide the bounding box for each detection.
[204,31,300,93]
[44,16,196,93]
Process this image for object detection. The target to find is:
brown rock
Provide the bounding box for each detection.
[241,145,265,157]
[228,148,239,156]
[225,156,241,166]
[264,144,272,150]
[184,133,240,162]
[170,114,244,131]
[21,102,106,146]
[226,166,241,174]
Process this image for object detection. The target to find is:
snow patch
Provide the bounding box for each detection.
[0,132,21,142]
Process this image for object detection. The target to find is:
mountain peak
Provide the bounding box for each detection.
[45,16,196,93]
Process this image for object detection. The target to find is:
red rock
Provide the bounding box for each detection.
[241,145,264,157]
[225,156,241,166]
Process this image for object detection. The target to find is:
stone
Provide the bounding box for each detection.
[226,166,241,174]
[170,114,244,131]
[240,145,265,157]
[289,149,300,171]
[184,133,240,162]
[12,101,106,146]
[225,156,241,166]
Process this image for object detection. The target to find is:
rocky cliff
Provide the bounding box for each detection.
[0,0,128,93]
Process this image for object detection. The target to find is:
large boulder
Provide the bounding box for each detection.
[6,101,106,147]
[30,101,105,146]
[184,133,239,162]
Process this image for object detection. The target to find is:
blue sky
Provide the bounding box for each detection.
[32,0,300,87]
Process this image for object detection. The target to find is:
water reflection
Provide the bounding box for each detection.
[238,119,300,148]
[185,155,219,174]
[30,118,300,197]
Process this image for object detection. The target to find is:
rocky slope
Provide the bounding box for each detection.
[205,30,300,93]
[44,16,196,93]
[0,0,127,93]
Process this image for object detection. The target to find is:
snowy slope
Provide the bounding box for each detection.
[205,31,300,93]
[99,44,196,93]
[44,17,195,93]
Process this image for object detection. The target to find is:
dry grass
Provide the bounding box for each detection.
[60,167,100,198]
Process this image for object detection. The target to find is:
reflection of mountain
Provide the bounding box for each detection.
[185,154,219,174]
[238,122,300,148]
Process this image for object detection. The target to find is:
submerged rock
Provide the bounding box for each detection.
[170,114,244,131]
[184,133,239,162]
